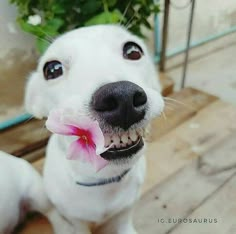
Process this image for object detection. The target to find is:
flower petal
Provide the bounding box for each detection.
[88,122,106,150]
[47,109,109,171]
[68,139,108,171]
[62,113,107,151]
[86,147,109,172]
[67,140,89,161]
[46,109,76,135]
[62,114,98,131]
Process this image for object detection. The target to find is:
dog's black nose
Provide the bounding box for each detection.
[91,81,147,130]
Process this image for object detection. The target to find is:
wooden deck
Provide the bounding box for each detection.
[1,86,236,234]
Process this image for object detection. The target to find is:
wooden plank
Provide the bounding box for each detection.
[134,134,236,234]
[159,72,174,97]
[32,157,45,174]
[0,119,50,157]
[23,148,45,164]
[169,173,236,234]
[197,133,236,175]
[16,213,52,234]
[144,100,236,193]
[149,88,218,142]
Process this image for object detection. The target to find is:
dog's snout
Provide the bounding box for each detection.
[91,81,147,130]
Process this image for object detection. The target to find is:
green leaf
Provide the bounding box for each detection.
[81,1,102,14]
[18,19,45,37]
[150,4,160,13]
[51,3,66,14]
[46,18,64,31]
[84,9,123,26]
[142,17,152,29]
[129,25,144,38]
[107,0,117,7]
[37,18,64,37]
[36,37,50,54]
[110,9,123,23]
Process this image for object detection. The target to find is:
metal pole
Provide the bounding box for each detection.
[159,0,170,71]
[154,14,161,57]
[181,0,196,88]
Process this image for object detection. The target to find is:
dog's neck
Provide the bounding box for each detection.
[56,135,132,183]
[75,169,130,187]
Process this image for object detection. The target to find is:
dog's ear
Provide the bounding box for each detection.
[24,72,49,119]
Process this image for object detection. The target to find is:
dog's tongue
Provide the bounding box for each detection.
[46,109,109,172]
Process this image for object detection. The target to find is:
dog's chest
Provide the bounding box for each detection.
[53,171,142,223]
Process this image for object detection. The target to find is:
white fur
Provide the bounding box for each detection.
[0,151,50,234]
[25,25,164,234]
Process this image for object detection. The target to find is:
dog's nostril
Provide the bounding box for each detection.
[133,91,147,107]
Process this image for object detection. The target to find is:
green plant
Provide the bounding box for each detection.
[10,0,160,53]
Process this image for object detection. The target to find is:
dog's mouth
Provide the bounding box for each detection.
[101,128,145,161]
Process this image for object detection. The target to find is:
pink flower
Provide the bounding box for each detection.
[46,109,109,171]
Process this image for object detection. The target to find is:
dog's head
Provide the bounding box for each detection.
[25,25,164,167]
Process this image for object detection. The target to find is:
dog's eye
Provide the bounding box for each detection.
[43,61,63,80]
[123,42,143,60]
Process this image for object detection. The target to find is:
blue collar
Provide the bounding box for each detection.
[75,169,130,187]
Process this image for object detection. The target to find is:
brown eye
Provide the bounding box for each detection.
[123,42,143,60]
[43,60,63,80]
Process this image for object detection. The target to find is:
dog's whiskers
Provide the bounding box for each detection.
[161,111,167,121]
[35,36,52,47]
[163,97,193,110]
[119,1,132,25]
[124,10,137,29]
[38,28,55,42]
[33,28,55,50]
[164,105,175,111]
[164,101,178,107]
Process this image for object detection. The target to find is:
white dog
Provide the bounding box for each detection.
[25,25,164,234]
[0,151,50,234]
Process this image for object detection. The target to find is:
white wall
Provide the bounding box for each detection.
[0,0,35,59]
[0,0,37,122]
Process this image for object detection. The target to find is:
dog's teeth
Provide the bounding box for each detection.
[121,134,128,144]
[104,134,111,147]
[103,128,145,149]
[129,130,138,142]
[116,142,121,148]
[112,135,120,145]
